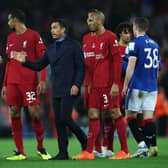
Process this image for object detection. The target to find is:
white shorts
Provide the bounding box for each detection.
[125,89,157,112]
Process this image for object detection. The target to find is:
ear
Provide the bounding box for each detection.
[13,17,18,23]
[62,27,66,33]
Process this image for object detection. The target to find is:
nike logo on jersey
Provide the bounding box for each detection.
[9,44,14,47]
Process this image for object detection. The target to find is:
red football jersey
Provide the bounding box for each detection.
[4,28,46,85]
[83,33,96,86]
[92,30,121,88]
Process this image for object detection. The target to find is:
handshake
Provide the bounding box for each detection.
[13,51,27,63]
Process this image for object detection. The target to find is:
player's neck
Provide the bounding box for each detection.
[136,32,146,38]
[96,26,105,35]
[119,40,128,47]
[15,23,27,35]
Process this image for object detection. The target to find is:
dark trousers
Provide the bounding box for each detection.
[52,96,87,155]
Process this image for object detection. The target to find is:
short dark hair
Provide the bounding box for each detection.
[133,17,149,32]
[9,9,25,23]
[52,18,68,32]
[88,9,105,24]
[115,21,132,39]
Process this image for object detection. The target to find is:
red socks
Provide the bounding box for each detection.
[102,118,115,151]
[86,119,100,153]
[32,119,44,151]
[115,116,129,153]
[95,127,102,153]
[11,117,24,154]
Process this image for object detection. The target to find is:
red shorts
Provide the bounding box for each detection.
[6,84,40,106]
[89,87,120,110]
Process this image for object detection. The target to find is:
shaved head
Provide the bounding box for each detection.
[88,9,105,24]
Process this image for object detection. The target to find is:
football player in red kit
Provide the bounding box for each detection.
[73,9,130,160]
[115,22,132,114]
[1,9,51,160]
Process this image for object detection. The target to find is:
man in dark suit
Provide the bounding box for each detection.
[14,19,87,160]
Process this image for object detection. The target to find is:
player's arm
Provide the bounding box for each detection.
[1,38,10,99]
[1,61,9,99]
[122,56,137,96]
[109,35,122,98]
[34,33,47,94]
[122,41,137,96]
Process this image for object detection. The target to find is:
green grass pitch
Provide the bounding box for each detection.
[0,137,167,168]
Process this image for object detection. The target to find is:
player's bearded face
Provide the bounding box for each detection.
[51,22,65,39]
[87,13,99,32]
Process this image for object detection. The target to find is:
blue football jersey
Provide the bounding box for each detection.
[128,34,161,91]
[122,46,129,71]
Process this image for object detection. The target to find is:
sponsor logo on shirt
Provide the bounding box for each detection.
[96,54,104,59]
[84,52,95,58]
[10,51,27,59]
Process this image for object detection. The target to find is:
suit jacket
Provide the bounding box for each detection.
[24,36,85,98]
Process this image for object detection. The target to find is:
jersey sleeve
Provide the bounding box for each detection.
[34,32,47,81]
[128,40,138,57]
[109,34,122,84]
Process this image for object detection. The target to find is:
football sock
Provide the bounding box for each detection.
[32,119,44,151]
[86,119,100,153]
[108,120,115,151]
[127,117,144,144]
[102,117,115,151]
[95,127,102,153]
[143,119,156,148]
[115,116,129,153]
[11,117,24,154]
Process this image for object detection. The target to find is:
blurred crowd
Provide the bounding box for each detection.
[0,0,168,137]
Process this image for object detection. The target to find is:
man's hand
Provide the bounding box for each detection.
[37,81,46,95]
[1,86,7,100]
[70,85,79,96]
[110,83,119,99]
[14,52,26,63]
[122,85,128,98]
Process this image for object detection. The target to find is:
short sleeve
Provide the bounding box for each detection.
[109,34,120,56]
[34,32,46,58]
[128,40,138,57]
